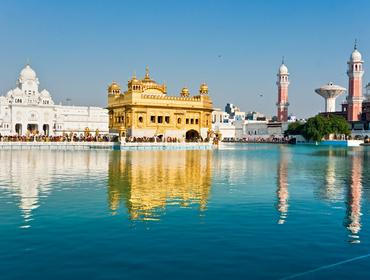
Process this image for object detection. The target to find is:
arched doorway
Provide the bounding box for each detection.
[27,124,38,135]
[185,129,200,142]
[43,124,50,136]
[15,123,22,135]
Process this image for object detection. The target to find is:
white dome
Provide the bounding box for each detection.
[350,49,362,62]
[20,64,37,81]
[279,63,288,74]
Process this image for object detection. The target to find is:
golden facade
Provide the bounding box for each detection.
[107,68,213,140]
[107,150,212,221]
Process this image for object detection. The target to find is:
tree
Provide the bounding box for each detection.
[285,114,350,142]
[284,121,305,137]
[327,114,350,136]
[303,115,329,141]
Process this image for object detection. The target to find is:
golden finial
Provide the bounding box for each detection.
[145,66,150,78]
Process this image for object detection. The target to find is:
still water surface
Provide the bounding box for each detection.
[0,144,370,279]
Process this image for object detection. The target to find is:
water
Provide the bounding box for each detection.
[0,144,370,279]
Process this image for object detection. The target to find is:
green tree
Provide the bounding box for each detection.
[327,114,350,135]
[284,122,305,137]
[303,115,329,141]
[285,114,350,142]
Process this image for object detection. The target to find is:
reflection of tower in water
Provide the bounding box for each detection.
[107,150,212,221]
[325,151,337,198]
[276,147,289,224]
[345,153,363,243]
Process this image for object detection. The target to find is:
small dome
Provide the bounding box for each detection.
[108,81,121,93]
[181,87,189,94]
[350,49,362,62]
[20,64,37,81]
[181,87,190,97]
[279,63,288,74]
[200,83,208,92]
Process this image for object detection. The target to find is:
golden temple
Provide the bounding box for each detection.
[107,67,213,140]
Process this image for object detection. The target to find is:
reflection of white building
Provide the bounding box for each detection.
[0,64,108,136]
[0,150,109,227]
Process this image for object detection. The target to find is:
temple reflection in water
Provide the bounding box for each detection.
[276,146,290,224]
[107,150,212,221]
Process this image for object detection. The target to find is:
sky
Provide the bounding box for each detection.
[0,0,369,118]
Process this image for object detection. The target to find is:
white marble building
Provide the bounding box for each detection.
[0,64,108,136]
[212,107,288,140]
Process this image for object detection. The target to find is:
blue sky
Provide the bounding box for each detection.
[0,0,369,117]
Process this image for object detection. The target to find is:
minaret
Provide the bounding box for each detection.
[276,58,290,122]
[347,41,364,122]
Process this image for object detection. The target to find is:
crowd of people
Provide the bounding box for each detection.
[0,133,292,144]
[222,136,289,144]
[0,134,116,142]
[124,136,180,143]
[0,134,209,143]
[123,136,208,143]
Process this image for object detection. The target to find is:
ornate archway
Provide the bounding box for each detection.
[185,129,200,142]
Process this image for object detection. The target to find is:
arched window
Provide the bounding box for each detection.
[177,118,181,124]
[138,116,143,123]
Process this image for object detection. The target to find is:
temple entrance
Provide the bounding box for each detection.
[27,124,38,135]
[42,124,50,136]
[15,123,22,135]
[185,129,200,142]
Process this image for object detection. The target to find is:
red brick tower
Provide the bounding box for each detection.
[347,41,364,122]
[276,58,290,122]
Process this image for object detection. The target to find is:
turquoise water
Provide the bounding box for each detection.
[0,144,370,279]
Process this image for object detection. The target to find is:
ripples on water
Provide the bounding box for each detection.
[0,145,370,279]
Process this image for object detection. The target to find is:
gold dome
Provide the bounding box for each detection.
[199,83,208,94]
[181,87,190,97]
[108,81,121,93]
